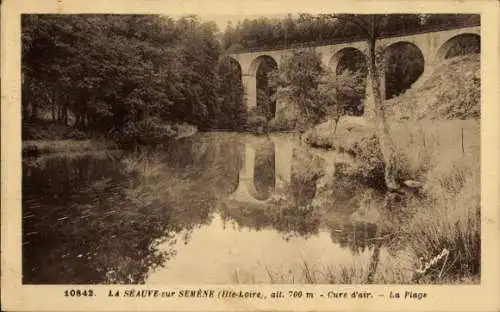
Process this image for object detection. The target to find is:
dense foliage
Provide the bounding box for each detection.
[269,49,367,130]
[270,49,325,128]
[22,14,246,142]
[221,14,480,52]
[318,69,367,127]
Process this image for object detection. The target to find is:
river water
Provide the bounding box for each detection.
[23,132,384,284]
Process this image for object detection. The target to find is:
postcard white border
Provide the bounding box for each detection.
[2,0,499,311]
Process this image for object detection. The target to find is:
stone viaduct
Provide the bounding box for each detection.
[227,25,480,116]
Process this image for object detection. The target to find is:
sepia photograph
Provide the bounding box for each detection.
[19,11,482,286]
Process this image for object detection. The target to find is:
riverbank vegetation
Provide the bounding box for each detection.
[300,52,481,283]
[225,118,479,283]
[22,15,247,149]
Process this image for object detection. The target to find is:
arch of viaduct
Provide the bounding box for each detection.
[228,25,480,117]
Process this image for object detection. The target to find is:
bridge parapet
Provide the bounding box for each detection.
[227,23,480,55]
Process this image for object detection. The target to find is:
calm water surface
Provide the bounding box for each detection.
[23,132,381,284]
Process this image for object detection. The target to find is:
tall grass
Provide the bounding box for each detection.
[230,247,416,284]
[405,157,480,283]
[383,120,480,283]
[387,119,478,182]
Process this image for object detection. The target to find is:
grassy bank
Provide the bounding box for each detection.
[302,126,480,283]
[23,120,198,157]
[299,54,481,283]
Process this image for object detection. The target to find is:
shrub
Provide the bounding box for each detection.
[347,134,386,187]
[303,128,334,149]
[110,118,177,148]
[136,118,177,143]
[268,116,295,132]
[64,129,87,140]
[246,115,268,133]
[269,106,298,132]
[22,121,77,140]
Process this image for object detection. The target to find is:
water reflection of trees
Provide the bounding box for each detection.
[253,140,275,200]
[162,134,241,198]
[289,150,324,208]
[302,161,386,254]
[23,153,167,284]
[218,201,322,239]
[327,222,379,254]
[22,135,241,284]
[22,133,396,284]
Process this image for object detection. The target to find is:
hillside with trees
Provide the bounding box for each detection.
[22,14,246,144]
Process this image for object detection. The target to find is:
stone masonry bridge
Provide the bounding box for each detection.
[227,25,480,116]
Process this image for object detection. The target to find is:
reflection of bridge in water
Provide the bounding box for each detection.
[226,136,342,205]
[227,136,295,204]
[221,135,380,255]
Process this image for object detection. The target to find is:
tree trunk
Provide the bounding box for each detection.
[366,34,399,190]
[63,101,68,126]
[333,116,340,134]
[57,98,62,122]
[75,112,81,128]
[84,111,89,128]
[21,81,30,120]
[366,240,383,283]
[31,100,38,121]
[51,90,57,122]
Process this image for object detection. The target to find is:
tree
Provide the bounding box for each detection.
[318,69,366,133]
[255,90,274,121]
[217,57,246,129]
[22,14,228,139]
[329,14,402,190]
[270,49,325,127]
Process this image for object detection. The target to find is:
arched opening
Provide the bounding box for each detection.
[218,57,245,129]
[384,42,425,100]
[332,47,368,76]
[329,48,368,116]
[250,55,278,120]
[437,33,480,61]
